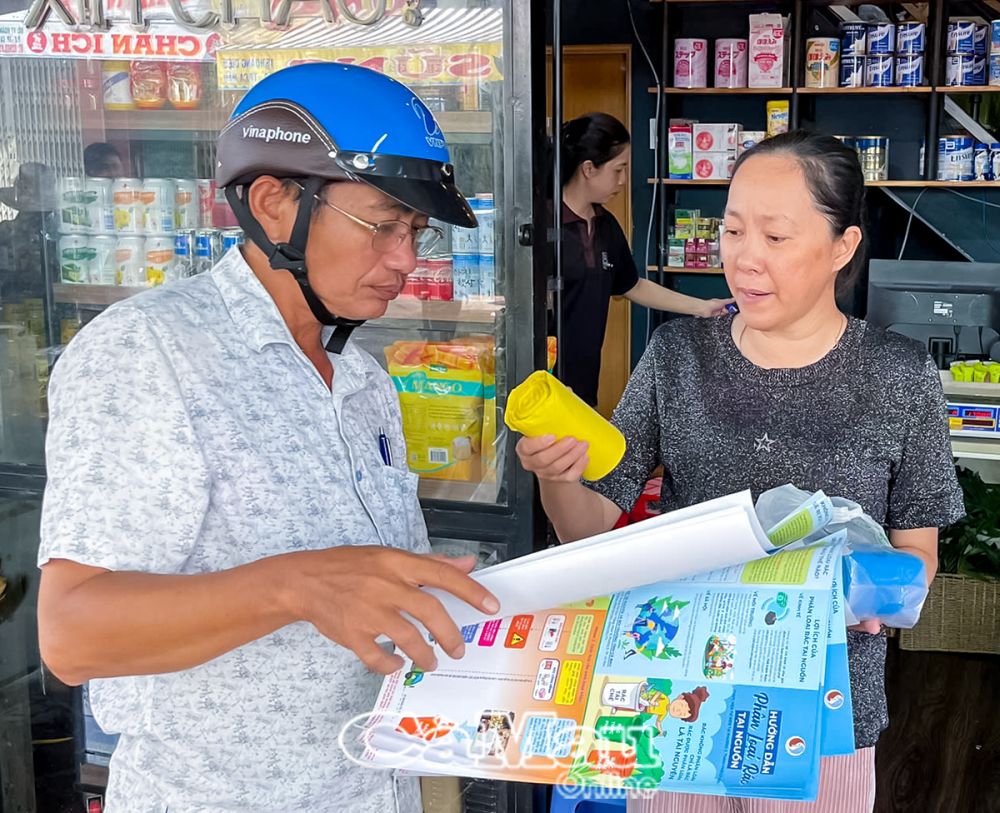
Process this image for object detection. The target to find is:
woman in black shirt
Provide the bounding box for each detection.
[557,113,732,406]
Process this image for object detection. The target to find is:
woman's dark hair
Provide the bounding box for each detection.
[731,129,867,294]
[560,112,630,187]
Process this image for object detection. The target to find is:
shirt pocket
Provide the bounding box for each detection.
[371,463,425,553]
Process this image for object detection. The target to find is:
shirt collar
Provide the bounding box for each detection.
[211,247,374,384]
[561,201,606,224]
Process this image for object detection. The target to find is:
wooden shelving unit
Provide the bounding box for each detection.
[935,85,1000,94]
[652,86,794,94]
[797,86,934,95]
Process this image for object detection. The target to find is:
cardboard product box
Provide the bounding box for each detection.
[668,122,694,178]
[694,123,741,153]
[738,130,767,154]
[674,207,699,239]
[692,151,736,180]
[667,238,686,267]
[748,13,789,87]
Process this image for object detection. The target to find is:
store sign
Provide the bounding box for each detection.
[21,0,414,32]
[0,18,220,59]
[216,42,502,90]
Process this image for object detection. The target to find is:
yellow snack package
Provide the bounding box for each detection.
[504,370,626,481]
[385,340,486,481]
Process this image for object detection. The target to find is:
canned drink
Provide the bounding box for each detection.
[422,256,453,301]
[115,236,146,285]
[478,254,495,299]
[89,234,118,285]
[938,136,975,182]
[948,21,976,55]
[475,197,494,256]
[857,136,889,182]
[451,253,479,301]
[221,228,244,253]
[866,54,894,87]
[805,38,841,88]
[57,177,90,233]
[196,180,215,228]
[841,22,868,57]
[194,228,221,274]
[990,54,1000,86]
[975,24,989,56]
[174,229,195,278]
[140,179,175,234]
[990,143,1000,181]
[946,54,979,86]
[840,55,866,87]
[974,143,991,180]
[896,54,924,87]
[112,177,142,233]
[867,23,895,55]
[145,235,177,286]
[86,178,114,233]
[57,235,93,283]
[172,179,199,230]
[897,22,925,54]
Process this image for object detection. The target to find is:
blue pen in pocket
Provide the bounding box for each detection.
[377,428,393,467]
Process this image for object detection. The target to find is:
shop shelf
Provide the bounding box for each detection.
[647,265,724,275]
[648,178,730,186]
[950,437,1000,462]
[102,109,493,135]
[52,284,505,325]
[935,86,1000,94]
[650,87,794,94]
[796,86,934,94]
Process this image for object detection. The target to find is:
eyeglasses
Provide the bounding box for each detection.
[307,187,444,257]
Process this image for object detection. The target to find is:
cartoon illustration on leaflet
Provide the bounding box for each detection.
[702,634,737,679]
[762,592,790,626]
[569,679,711,787]
[621,596,690,661]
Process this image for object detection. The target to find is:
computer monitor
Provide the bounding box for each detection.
[867,260,1000,369]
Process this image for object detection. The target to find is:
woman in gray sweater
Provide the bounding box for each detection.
[517,130,964,812]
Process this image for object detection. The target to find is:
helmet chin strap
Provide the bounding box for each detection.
[226,179,365,354]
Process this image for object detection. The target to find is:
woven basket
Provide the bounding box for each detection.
[898,573,1000,654]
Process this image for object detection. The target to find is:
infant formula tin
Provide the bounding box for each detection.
[946,53,978,86]
[990,54,1000,86]
[840,55,866,87]
[975,23,989,56]
[990,143,1000,180]
[144,234,177,286]
[841,22,868,57]
[937,135,975,182]
[115,236,145,285]
[674,38,709,88]
[896,54,924,87]
[974,143,991,180]
[948,21,976,55]
[896,22,925,54]
[57,176,89,234]
[805,38,840,88]
[112,177,142,234]
[866,54,894,87]
[57,235,92,283]
[867,23,895,55]
[89,234,118,285]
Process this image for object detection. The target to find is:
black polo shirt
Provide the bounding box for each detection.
[554,202,639,406]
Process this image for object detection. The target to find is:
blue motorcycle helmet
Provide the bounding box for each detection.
[216,62,477,351]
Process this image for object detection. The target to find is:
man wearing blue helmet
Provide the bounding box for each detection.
[37,63,499,812]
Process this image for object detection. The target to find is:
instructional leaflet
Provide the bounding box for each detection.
[360,523,852,801]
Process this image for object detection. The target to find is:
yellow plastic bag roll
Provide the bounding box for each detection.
[504,370,626,481]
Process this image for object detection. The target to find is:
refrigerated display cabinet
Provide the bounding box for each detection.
[0,1,546,810]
